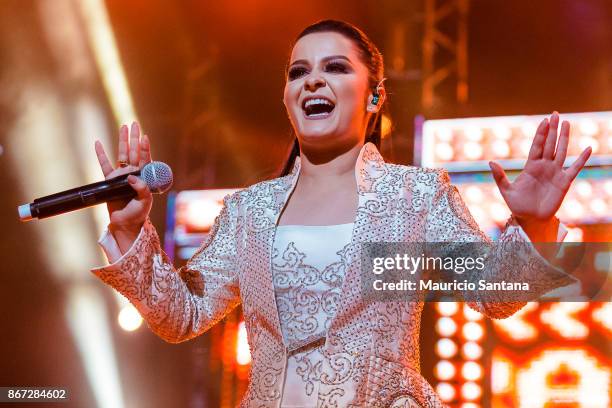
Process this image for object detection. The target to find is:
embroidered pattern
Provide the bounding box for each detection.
[92,143,575,408]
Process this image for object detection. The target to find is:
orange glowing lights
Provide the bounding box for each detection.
[436,317,458,337]
[236,321,251,366]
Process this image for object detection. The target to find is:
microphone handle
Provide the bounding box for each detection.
[30,170,141,219]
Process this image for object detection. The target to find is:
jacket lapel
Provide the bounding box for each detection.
[247,143,389,348]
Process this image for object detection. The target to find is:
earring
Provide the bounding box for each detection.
[372,93,379,105]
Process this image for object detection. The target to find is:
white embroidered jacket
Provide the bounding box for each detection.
[92,142,574,408]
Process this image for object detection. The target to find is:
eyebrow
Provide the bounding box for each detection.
[288,55,352,68]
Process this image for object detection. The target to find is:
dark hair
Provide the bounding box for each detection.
[279,19,386,177]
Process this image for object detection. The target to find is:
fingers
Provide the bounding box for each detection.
[554,120,570,166]
[565,146,592,182]
[95,140,114,177]
[542,112,559,159]
[528,118,549,160]
[118,124,129,165]
[127,175,152,200]
[489,161,511,191]
[139,134,152,167]
[129,122,140,166]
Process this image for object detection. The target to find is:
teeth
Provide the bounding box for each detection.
[304,98,334,108]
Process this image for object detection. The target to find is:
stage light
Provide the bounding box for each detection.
[436,317,458,337]
[463,306,484,321]
[437,127,453,142]
[117,304,143,332]
[465,126,483,142]
[435,360,456,381]
[520,121,538,140]
[464,186,484,203]
[422,111,612,170]
[564,227,584,242]
[462,342,483,360]
[519,138,531,157]
[469,206,489,228]
[490,202,510,223]
[381,114,393,139]
[579,136,599,154]
[436,338,458,358]
[564,199,584,220]
[492,125,511,140]
[592,303,612,333]
[464,142,483,160]
[540,303,589,340]
[236,321,251,366]
[436,382,456,402]
[575,180,593,198]
[579,119,599,136]
[76,0,138,126]
[491,139,510,158]
[184,199,223,230]
[604,180,612,196]
[590,198,607,215]
[516,349,610,407]
[462,322,484,341]
[460,403,480,408]
[435,143,454,161]
[461,382,482,401]
[492,302,539,342]
[461,361,483,381]
[436,302,460,316]
[491,356,512,393]
[66,286,125,408]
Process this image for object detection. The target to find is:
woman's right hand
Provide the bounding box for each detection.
[94,122,153,239]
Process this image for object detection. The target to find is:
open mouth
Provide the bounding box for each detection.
[302,97,335,118]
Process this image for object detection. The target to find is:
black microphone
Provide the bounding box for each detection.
[18,161,173,221]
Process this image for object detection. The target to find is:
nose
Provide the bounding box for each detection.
[304,74,326,92]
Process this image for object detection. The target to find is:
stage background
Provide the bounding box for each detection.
[0,1,610,407]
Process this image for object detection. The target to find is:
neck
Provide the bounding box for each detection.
[297,141,363,188]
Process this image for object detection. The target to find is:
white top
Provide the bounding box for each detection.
[271,223,354,408]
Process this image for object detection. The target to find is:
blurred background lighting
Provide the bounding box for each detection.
[436,338,459,359]
[436,382,456,402]
[462,342,483,360]
[236,321,252,366]
[436,302,460,316]
[435,360,457,381]
[462,322,484,341]
[117,304,143,332]
[516,349,610,407]
[540,303,589,340]
[462,361,483,381]
[461,382,482,401]
[463,306,484,321]
[436,317,458,337]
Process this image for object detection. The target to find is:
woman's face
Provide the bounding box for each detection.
[283,32,373,150]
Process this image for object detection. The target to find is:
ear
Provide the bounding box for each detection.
[367,86,386,113]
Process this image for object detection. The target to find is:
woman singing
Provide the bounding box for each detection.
[92,20,591,407]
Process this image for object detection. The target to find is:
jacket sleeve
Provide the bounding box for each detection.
[91,193,241,343]
[424,169,577,319]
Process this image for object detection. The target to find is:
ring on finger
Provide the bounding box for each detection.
[118,160,129,168]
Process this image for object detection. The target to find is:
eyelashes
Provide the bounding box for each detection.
[287,62,349,81]
[287,66,307,81]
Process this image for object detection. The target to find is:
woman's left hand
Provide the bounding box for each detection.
[489,112,592,230]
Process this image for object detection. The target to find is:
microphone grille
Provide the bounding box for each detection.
[141,161,174,194]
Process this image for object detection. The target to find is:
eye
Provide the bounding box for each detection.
[325,62,348,73]
[288,66,307,81]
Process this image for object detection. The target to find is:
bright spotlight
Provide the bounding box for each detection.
[117,304,143,332]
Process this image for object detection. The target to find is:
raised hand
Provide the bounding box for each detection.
[489,112,592,237]
[94,122,153,237]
